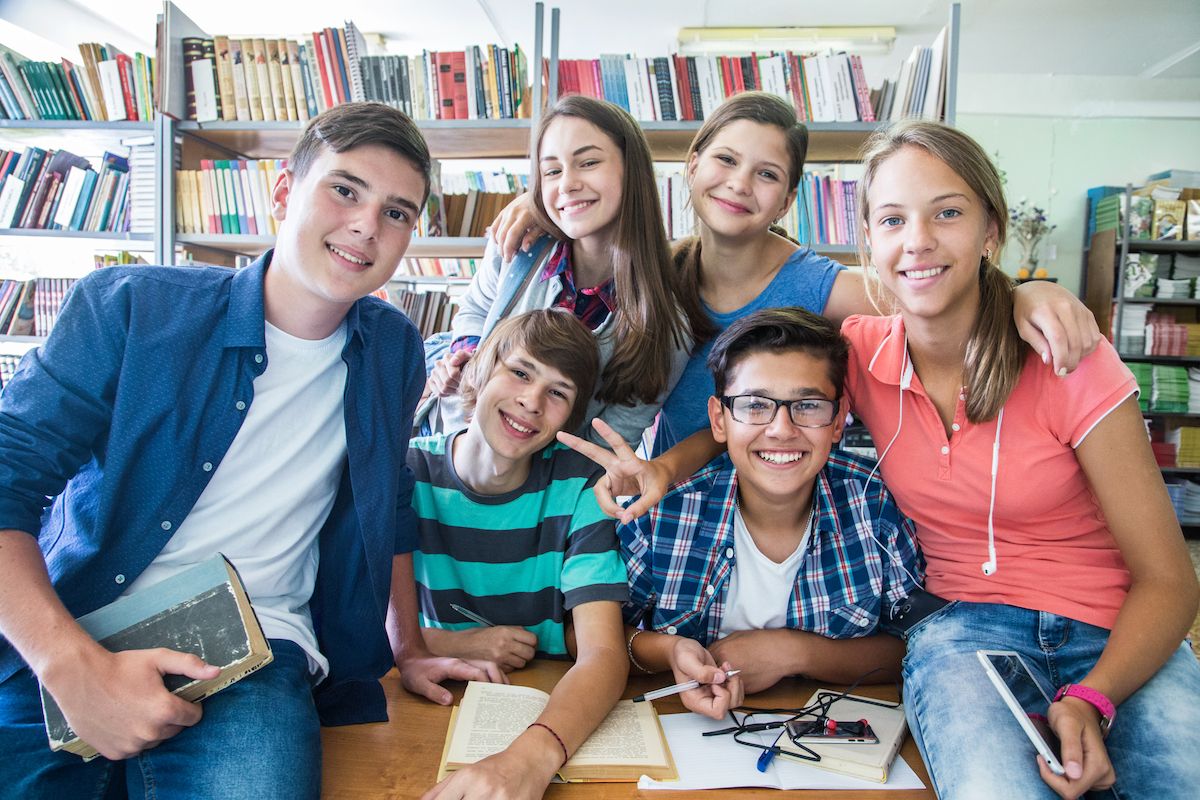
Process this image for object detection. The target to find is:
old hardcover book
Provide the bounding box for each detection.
[438,681,677,783]
[40,554,272,761]
[775,691,907,783]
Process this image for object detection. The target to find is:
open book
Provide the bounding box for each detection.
[775,691,908,783]
[438,681,678,783]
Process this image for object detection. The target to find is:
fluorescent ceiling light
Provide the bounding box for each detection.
[677,26,896,56]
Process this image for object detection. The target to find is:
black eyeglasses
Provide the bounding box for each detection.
[720,394,837,428]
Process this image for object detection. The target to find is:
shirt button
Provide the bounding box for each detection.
[114,574,125,584]
[254,353,263,364]
[202,461,213,472]
[706,584,715,596]
[666,625,678,635]
[161,520,172,530]
[940,445,949,455]
[235,400,247,411]
[857,617,870,626]
[951,423,960,432]
[959,393,966,401]
[724,547,734,559]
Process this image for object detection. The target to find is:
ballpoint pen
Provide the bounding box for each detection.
[632,670,742,703]
[449,603,495,627]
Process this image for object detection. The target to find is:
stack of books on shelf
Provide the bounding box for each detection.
[0,43,154,122]
[34,276,79,335]
[1144,312,1190,357]
[1167,425,1200,468]
[1120,186,1199,243]
[1086,187,1122,241]
[0,278,35,335]
[1152,365,1190,414]
[0,353,20,385]
[552,26,946,124]
[1114,303,1149,354]
[389,287,457,338]
[175,159,286,236]
[0,147,132,233]
[790,171,860,247]
[1163,479,1200,525]
[1130,362,1152,412]
[125,136,159,235]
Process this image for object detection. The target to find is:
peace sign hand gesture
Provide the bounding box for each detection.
[555,418,673,525]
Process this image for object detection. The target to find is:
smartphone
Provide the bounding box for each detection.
[786,718,880,744]
[976,650,1066,776]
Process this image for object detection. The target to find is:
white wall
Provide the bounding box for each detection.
[957,113,1200,296]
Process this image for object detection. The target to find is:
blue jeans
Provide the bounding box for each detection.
[901,601,1200,800]
[0,639,321,800]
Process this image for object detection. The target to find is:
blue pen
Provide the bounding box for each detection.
[449,603,495,627]
[757,729,786,773]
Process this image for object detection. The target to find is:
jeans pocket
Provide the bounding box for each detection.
[902,599,955,652]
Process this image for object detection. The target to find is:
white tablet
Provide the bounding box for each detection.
[976,649,1066,776]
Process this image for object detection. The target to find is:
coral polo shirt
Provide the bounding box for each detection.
[843,315,1138,630]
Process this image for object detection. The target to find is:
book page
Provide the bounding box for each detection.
[567,700,668,767]
[445,682,549,764]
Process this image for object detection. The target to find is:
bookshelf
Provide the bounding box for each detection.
[0,0,961,339]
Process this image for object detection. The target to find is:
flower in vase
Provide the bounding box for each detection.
[1010,199,1056,274]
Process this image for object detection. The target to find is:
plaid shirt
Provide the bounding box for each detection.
[540,240,616,331]
[619,451,923,645]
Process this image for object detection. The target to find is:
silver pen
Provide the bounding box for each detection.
[632,670,742,703]
[449,603,495,627]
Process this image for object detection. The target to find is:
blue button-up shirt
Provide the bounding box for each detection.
[0,251,424,725]
[619,451,924,645]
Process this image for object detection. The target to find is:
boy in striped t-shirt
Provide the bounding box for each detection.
[404,309,628,797]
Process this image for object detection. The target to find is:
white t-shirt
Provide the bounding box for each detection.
[124,320,349,678]
[717,504,813,639]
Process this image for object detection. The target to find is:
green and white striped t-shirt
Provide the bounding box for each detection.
[409,432,628,658]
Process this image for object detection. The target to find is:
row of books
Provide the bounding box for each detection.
[183,26,534,124]
[360,47,532,121]
[389,287,457,338]
[182,29,364,123]
[0,43,154,122]
[0,276,78,337]
[552,27,945,124]
[174,160,286,237]
[0,353,20,386]
[0,147,133,233]
[395,257,479,280]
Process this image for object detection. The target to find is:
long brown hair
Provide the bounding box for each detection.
[528,95,688,406]
[856,120,1019,423]
[674,92,810,342]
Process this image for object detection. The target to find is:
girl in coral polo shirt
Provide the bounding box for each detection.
[844,120,1200,800]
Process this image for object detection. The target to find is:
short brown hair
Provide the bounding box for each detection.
[460,309,600,436]
[707,307,848,400]
[288,102,432,206]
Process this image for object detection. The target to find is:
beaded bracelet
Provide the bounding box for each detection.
[626,628,654,674]
[527,721,570,767]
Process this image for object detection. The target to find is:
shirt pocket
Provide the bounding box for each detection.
[826,601,880,638]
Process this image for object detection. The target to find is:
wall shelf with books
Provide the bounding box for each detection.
[0,228,153,242]
[640,120,882,163]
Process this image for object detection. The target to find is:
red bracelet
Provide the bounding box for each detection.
[527,721,570,767]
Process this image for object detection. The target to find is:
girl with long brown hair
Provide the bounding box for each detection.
[427,95,691,446]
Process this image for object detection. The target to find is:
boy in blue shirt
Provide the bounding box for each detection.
[0,103,494,800]
[404,309,629,798]
[620,307,923,717]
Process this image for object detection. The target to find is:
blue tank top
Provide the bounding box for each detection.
[653,248,844,455]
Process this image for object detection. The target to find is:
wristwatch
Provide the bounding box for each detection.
[1054,684,1115,738]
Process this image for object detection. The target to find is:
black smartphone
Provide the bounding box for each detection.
[786,718,880,744]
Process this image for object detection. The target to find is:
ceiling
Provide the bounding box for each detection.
[13,0,1200,81]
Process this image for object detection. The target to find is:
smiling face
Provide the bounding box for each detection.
[537,116,625,246]
[266,143,425,336]
[709,349,845,511]
[469,346,579,465]
[863,144,1000,326]
[688,119,797,240]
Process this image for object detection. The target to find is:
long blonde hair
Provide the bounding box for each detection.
[528,96,689,406]
[857,120,1019,423]
[674,92,810,343]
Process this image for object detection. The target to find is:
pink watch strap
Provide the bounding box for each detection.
[1054,684,1115,736]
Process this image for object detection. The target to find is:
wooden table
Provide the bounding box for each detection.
[321,663,934,799]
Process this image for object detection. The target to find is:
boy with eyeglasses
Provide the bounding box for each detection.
[618,307,923,719]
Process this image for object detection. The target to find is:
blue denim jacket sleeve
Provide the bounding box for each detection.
[0,276,122,536]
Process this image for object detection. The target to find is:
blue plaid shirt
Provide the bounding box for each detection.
[619,451,923,645]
